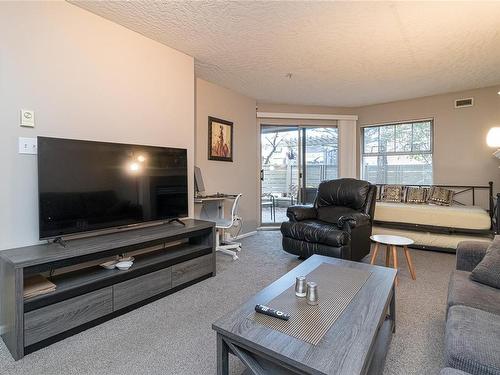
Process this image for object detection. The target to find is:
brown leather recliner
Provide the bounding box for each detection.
[280,178,377,261]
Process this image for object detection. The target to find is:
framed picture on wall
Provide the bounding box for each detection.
[208,116,233,162]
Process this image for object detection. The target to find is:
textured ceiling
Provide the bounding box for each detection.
[72,1,500,107]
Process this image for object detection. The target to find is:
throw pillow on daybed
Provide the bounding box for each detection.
[405,187,428,204]
[427,186,454,206]
[382,185,404,202]
[471,238,500,289]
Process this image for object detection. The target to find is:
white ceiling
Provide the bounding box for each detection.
[72,1,500,107]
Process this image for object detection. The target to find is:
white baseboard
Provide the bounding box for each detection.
[257,226,280,231]
[235,231,257,240]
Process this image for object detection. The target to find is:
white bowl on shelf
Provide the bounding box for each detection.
[115,261,133,271]
[100,261,117,270]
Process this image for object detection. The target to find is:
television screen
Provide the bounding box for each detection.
[38,137,188,239]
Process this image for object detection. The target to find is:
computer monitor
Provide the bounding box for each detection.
[194,166,205,194]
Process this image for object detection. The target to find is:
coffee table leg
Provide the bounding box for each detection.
[392,246,399,286]
[385,244,391,267]
[217,333,229,375]
[370,242,379,264]
[390,284,396,333]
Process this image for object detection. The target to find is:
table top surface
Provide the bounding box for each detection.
[194,194,238,201]
[212,255,397,375]
[194,197,226,203]
[370,234,414,246]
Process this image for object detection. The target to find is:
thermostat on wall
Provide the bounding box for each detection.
[20,109,35,127]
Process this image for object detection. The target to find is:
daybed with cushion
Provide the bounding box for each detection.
[372,183,496,252]
[280,178,376,261]
[444,238,500,375]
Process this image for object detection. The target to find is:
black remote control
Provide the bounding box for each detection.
[255,304,290,321]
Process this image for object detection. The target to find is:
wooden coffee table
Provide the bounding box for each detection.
[370,235,416,286]
[212,255,397,375]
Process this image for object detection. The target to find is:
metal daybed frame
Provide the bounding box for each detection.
[373,181,498,252]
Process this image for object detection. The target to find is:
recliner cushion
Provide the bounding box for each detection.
[282,237,348,259]
[280,220,349,247]
[316,178,370,211]
[316,206,358,224]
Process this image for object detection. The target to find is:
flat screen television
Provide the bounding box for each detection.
[38,137,188,240]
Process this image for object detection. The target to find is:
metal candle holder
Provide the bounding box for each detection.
[295,276,307,297]
[306,281,319,305]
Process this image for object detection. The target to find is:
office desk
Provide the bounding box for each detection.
[194,195,237,221]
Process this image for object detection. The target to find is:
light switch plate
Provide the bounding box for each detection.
[19,137,37,155]
[20,109,35,127]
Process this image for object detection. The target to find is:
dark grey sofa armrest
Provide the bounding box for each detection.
[286,205,317,222]
[456,241,489,272]
[337,212,371,231]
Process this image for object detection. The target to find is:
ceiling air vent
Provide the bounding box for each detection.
[455,97,474,108]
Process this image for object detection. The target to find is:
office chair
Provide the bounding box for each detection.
[215,194,243,260]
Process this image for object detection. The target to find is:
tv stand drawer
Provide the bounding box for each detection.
[24,287,113,346]
[172,254,213,287]
[113,267,172,311]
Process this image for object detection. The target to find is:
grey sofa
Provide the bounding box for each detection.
[444,240,500,375]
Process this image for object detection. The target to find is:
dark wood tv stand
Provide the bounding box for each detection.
[0,219,215,360]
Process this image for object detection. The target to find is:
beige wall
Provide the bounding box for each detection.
[258,86,500,192]
[195,78,258,234]
[0,2,195,250]
[355,86,500,190]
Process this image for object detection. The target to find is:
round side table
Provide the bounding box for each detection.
[370,234,416,285]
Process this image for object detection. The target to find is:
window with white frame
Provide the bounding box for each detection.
[361,120,433,185]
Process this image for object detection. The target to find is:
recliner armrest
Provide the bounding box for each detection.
[337,212,371,231]
[456,241,489,272]
[286,205,317,222]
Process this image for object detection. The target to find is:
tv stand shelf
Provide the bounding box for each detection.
[0,219,215,360]
[24,242,212,312]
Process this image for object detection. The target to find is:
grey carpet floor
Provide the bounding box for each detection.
[0,231,455,375]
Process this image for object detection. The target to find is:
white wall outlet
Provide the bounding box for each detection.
[19,137,37,155]
[20,109,35,127]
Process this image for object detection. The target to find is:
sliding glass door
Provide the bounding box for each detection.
[302,127,339,203]
[260,125,338,225]
[260,126,299,224]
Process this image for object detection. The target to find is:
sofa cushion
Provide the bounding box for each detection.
[428,186,454,206]
[456,241,490,272]
[447,270,500,316]
[471,237,500,289]
[445,305,500,375]
[382,185,404,202]
[316,178,370,211]
[441,368,472,375]
[406,186,428,204]
[280,220,349,247]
